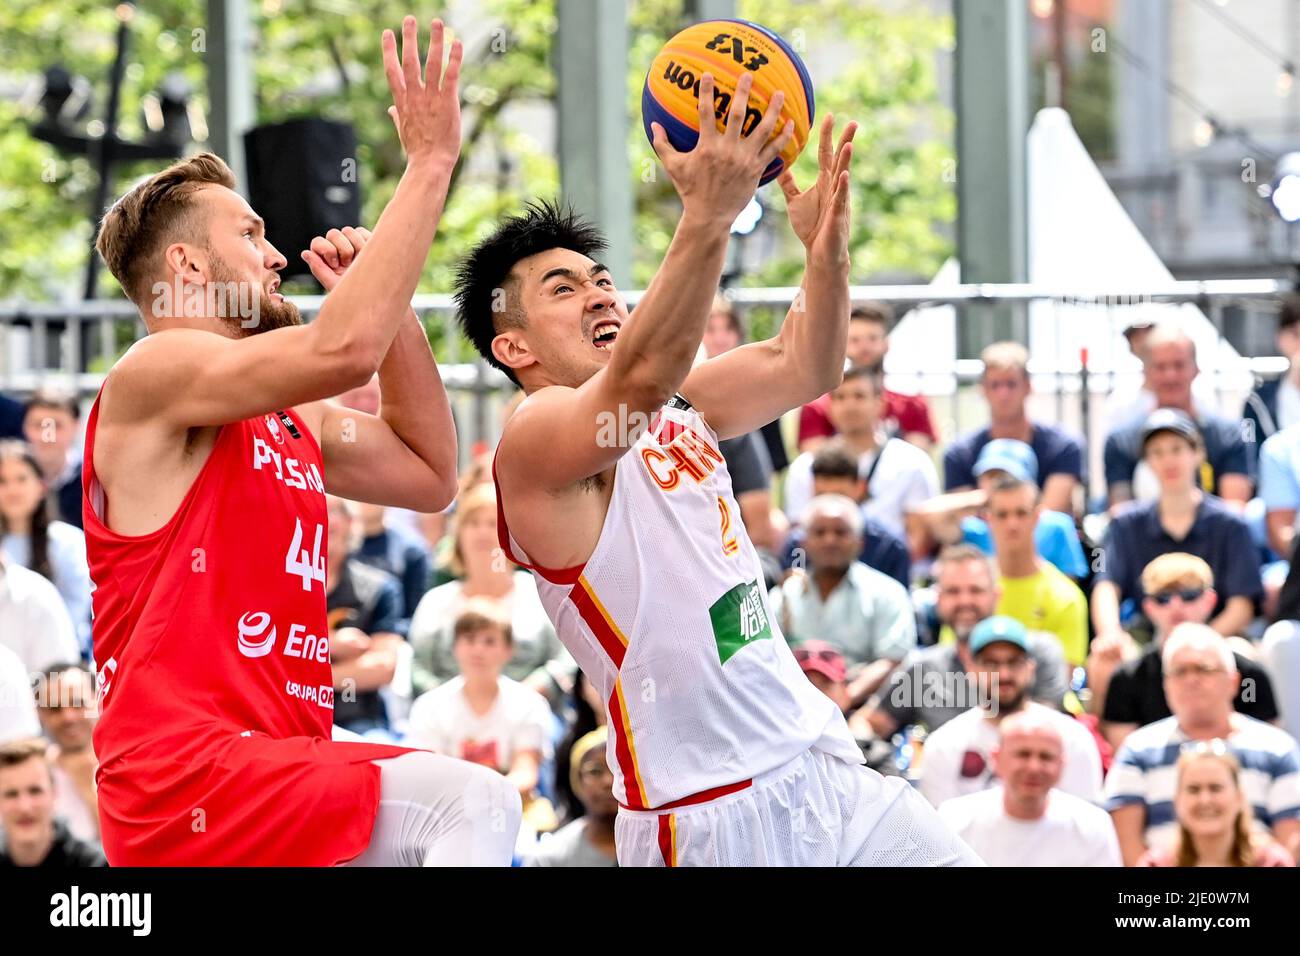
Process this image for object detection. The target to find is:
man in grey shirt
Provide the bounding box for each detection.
[855,544,1068,739]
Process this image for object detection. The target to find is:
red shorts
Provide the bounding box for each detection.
[98,730,415,866]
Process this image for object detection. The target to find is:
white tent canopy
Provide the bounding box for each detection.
[887,108,1248,389]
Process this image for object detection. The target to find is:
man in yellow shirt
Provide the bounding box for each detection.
[985,476,1089,670]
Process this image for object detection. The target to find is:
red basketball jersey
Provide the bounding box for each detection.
[83,394,411,865]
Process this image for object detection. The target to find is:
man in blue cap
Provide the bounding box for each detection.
[915,438,1087,580]
[917,615,1103,809]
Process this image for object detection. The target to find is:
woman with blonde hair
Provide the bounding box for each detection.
[408,482,573,703]
[1140,741,1294,867]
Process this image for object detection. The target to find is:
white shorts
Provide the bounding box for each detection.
[614,747,983,867]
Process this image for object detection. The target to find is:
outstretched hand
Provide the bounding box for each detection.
[381,16,463,170]
[778,115,856,265]
[648,72,795,226]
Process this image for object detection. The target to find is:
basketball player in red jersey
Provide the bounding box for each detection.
[83,17,521,866]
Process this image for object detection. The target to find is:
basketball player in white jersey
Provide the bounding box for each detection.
[456,73,979,866]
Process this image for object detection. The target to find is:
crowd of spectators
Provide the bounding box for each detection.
[5,296,1300,868]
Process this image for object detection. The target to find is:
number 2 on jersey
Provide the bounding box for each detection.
[718,497,739,556]
[285,518,326,591]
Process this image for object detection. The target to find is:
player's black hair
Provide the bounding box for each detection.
[453,199,608,388]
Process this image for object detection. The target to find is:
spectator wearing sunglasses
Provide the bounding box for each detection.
[1090,554,1278,753]
[917,616,1102,810]
[1105,623,1300,866]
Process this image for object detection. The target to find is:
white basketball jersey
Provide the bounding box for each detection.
[494,394,862,810]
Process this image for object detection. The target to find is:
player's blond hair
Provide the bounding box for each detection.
[95,152,236,306]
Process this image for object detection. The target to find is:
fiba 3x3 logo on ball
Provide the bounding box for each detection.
[642,19,816,186]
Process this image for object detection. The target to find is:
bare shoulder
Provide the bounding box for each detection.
[101,329,220,424]
[494,386,576,481]
[496,389,612,569]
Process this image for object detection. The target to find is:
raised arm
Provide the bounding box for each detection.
[104,18,462,432]
[298,227,458,512]
[681,116,856,440]
[499,73,794,491]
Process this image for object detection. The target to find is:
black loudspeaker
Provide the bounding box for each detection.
[244,118,361,282]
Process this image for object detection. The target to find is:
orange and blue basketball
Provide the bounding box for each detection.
[642,19,815,186]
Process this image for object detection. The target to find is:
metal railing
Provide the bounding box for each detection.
[1,277,1293,485]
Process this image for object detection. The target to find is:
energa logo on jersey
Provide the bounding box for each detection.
[237,611,277,658]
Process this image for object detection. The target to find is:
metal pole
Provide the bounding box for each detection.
[207,0,255,193]
[556,0,632,285]
[954,0,1030,355]
[83,11,132,301]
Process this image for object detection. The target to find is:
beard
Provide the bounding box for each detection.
[206,249,302,338]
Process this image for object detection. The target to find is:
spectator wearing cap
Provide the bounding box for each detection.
[783,367,938,553]
[1104,327,1252,511]
[917,616,1103,809]
[798,303,937,454]
[769,494,916,706]
[916,438,1087,580]
[1089,553,1278,753]
[779,439,911,588]
[858,546,1070,740]
[796,640,903,777]
[1242,294,1300,466]
[1092,409,1262,645]
[21,388,84,530]
[936,709,1122,866]
[525,726,617,868]
[943,342,1084,516]
[1105,623,1300,866]
[793,639,852,713]
[0,737,105,867]
[985,475,1089,670]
